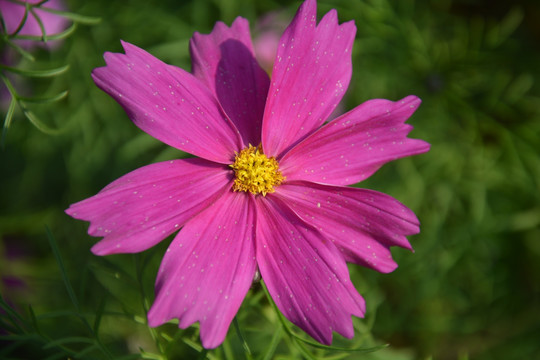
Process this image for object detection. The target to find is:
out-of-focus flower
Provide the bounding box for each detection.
[0,0,69,49]
[253,11,289,73]
[66,0,430,349]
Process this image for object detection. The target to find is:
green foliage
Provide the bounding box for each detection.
[1,0,100,144]
[1,0,539,359]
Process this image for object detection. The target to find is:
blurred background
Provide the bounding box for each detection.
[1,0,539,359]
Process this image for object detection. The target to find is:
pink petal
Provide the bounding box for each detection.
[262,0,356,158]
[190,17,270,146]
[92,41,243,164]
[275,181,420,273]
[148,191,256,349]
[279,95,431,185]
[255,195,365,344]
[65,158,232,255]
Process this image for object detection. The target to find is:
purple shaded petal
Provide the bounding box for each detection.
[255,195,365,344]
[92,41,243,164]
[280,95,431,185]
[0,0,68,36]
[148,191,256,349]
[275,181,419,273]
[190,17,270,146]
[0,0,69,49]
[66,158,232,255]
[262,0,356,158]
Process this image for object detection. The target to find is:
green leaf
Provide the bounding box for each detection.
[18,90,68,104]
[43,336,95,349]
[93,295,107,335]
[181,337,204,353]
[0,320,20,335]
[29,7,48,42]
[140,349,166,360]
[487,7,523,48]
[42,352,72,360]
[0,296,27,332]
[45,226,80,312]
[260,324,283,360]
[73,344,99,358]
[115,355,147,360]
[3,38,36,61]
[232,317,253,360]
[88,258,141,311]
[179,338,217,360]
[1,97,17,146]
[22,108,64,135]
[293,335,388,353]
[0,64,70,77]
[1,73,67,137]
[27,305,40,335]
[37,7,102,25]
[36,310,85,320]
[295,343,318,360]
[0,333,41,342]
[197,349,209,360]
[14,22,77,41]
[116,354,147,360]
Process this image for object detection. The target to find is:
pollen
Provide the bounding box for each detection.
[230,145,284,196]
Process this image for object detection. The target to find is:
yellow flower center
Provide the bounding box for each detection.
[230,145,284,196]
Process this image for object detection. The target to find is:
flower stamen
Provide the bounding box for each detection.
[230,145,284,196]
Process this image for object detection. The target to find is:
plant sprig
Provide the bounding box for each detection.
[1,73,67,145]
[0,0,99,144]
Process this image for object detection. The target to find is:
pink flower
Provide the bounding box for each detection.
[66,0,430,349]
[0,0,69,49]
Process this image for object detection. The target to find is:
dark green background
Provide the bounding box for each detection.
[1,0,539,359]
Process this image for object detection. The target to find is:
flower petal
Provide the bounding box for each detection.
[255,195,365,344]
[275,181,420,273]
[65,158,232,255]
[262,0,356,158]
[280,95,431,185]
[148,191,256,349]
[92,41,243,164]
[190,17,270,146]
[0,0,68,37]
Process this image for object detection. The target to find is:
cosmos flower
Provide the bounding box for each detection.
[66,0,430,349]
[0,0,69,49]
